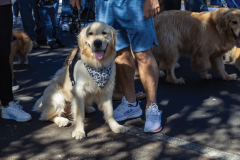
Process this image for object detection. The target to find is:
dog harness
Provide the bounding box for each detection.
[69,49,113,89]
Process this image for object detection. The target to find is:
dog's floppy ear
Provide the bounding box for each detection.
[110,26,117,47]
[216,9,231,32]
[78,27,87,50]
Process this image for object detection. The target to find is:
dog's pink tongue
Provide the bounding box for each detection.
[94,51,104,60]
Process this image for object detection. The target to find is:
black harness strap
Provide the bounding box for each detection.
[69,48,81,86]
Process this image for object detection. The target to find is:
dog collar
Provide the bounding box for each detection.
[82,59,113,89]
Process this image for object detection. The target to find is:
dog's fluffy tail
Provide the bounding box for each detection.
[32,96,43,113]
[32,67,66,113]
[51,67,66,81]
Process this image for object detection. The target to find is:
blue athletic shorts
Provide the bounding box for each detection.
[95,0,159,52]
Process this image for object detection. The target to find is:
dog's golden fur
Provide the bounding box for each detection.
[225,46,240,71]
[33,22,127,140]
[152,8,240,84]
[9,30,32,80]
[11,30,32,65]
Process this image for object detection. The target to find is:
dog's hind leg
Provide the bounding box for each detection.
[99,99,127,133]
[191,54,212,79]
[71,98,86,140]
[161,48,184,84]
[166,65,185,84]
[40,92,69,127]
[23,51,28,65]
[210,55,237,81]
[15,50,23,65]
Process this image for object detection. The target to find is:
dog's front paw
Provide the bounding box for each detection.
[159,70,165,77]
[85,106,96,113]
[54,117,69,127]
[111,124,127,133]
[167,77,185,84]
[224,73,237,81]
[202,74,212,80]
[72,130,86,140]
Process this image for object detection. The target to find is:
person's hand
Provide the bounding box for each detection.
[70,0,81,9]
[143,0,160,19]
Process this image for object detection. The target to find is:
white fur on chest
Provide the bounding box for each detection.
[72,60,116,101]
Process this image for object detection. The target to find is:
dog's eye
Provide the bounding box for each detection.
[102,31,107,35]
[232,21,238,24]
[88,32,93,36]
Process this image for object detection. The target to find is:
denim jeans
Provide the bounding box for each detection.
[13,0,20,17]
[18,0,46,41]
[184,0,201,12]
[61,0,72,23]
[39,7,61,41]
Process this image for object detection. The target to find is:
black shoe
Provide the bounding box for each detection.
[37,39,47,45]
[56,39,65,48]
[47,40,58,49]
[12,78,19,92]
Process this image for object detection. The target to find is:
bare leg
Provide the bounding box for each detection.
[134,49,159,109]
[115,48,136,103]
[112,74,124,100]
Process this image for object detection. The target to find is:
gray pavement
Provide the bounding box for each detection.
[1,5,240,160]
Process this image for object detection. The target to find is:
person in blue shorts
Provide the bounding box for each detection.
[71,0,162,133]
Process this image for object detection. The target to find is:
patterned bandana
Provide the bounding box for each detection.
[82,59,113,89]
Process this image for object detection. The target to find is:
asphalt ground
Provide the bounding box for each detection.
[1,6,240,160]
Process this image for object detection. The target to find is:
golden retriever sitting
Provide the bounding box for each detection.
[224,46,240,71]
[11,30,32,65]
[152,8,240,84]
[32,22,127,140]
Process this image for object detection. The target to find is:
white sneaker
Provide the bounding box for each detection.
[113,96,142,121]
[12,78,19,91]
[1,101,32,122]
[144,103,162,133]
[62,23,69,32]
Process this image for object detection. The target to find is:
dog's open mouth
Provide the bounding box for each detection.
[93,51,105,60]
[93,44,108,60]
[232,29,240,48]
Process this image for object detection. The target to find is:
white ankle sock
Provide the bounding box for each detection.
[128,101,137,106]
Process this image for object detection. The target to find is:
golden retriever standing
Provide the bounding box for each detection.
[152,8,240,84]
[32,22,127,140]
[11,30,32,65]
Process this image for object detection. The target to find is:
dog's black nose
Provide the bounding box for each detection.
[94,40,102,48]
